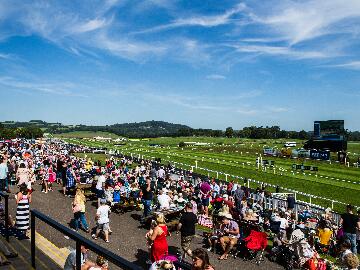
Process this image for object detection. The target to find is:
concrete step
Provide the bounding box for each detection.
[1,231,62,270]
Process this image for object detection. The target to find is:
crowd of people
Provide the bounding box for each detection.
[0,138,359,270]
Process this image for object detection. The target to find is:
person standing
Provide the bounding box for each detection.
[233,185,244,211]
[147,213,169,262]
[287,194,296,211]
[340,205,360,254]
[72,188,90,233]
[0,157,8,192]
[95,172,106,208]
[15,184,31,236]
[177,202,197,259]
[199,180,211,216]
[65,164,76,196]
[142,178,153,221]
[92,199,111,243]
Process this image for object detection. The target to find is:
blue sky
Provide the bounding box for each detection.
[0,0,359,131]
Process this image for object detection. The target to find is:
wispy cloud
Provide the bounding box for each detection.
[71,18,110,34]
[269,107,289,113]
[0,53,11,59]
[132,3,246,34]
[206,74,226,80]
[249,0,360,45]
[0,76,87,97]
[230,44,331,60]
[0,0,359,67]
[327,61,360,70]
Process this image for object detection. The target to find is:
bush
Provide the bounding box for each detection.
[178,141,186,148]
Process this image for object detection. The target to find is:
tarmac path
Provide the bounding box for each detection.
[7,183,283,270]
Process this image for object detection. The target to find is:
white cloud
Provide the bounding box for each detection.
[231,44,330,59]
[250,0,360,45]
[206,74,226,80]
[71,18,109,34]
[328,61,360,70]
[269,107,289,113]
[0,76,87,97]
[236,108,260,115]
[0,53,11,59]
[0,0,359,67]
[132,3,246,34]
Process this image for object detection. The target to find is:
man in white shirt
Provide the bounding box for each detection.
[92,199,111,243]
[157,167,165,180]
[157,190,171,210]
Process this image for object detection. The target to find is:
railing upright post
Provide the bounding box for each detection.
[76,241,81,270]
[31,213,36,269]
[4,195,9,242]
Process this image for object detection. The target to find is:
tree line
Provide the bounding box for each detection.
[1,120,359,140]
[178,126,310,139]
[0,124,44,139]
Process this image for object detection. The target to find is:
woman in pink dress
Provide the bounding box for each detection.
[47,165,56,191]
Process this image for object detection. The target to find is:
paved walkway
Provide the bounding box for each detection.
[6,184,283,270]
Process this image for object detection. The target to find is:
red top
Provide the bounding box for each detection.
[151,225,169,262]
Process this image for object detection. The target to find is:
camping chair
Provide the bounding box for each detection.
[243,230,268,265]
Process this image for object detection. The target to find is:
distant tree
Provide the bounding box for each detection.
[212,130,224,137]
[178,141,186,148]
[298,130,308,139]
[225,127,234,138]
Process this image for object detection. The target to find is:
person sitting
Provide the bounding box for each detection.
[343,253,359,270]
[337,238,353,268]
[243,209,258,222]
[174,193,186,208]
[191,248,214,270]
[64,245,95,270]
[315,219,333,252]
[149,260,175,270]
[88,256,109,270]
[218,214,240,260]
[157,190,171,210]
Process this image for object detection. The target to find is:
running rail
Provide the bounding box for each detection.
[30,209,142,270]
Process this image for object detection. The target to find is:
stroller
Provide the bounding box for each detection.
[242,230,268,265]
[268,244,297,270]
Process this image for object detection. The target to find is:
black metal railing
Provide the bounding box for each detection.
[30,209,142,270]
[0,191,9,242]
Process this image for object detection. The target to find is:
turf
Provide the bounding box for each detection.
[62,136,360,212]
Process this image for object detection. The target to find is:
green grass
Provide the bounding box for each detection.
[73,153,110,164]
[65,137,360,211]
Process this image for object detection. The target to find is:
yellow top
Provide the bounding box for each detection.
[317,228,332,245]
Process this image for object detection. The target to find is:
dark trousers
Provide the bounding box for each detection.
[0,178,6,191]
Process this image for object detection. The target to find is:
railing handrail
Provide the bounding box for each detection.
[31,209,142,270]
[0,191,9,242]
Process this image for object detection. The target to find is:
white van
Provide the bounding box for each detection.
[284,142,297,147]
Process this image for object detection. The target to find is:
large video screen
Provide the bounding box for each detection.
[314,120,345,136]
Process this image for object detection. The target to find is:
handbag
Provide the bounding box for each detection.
[72,204,82,213]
